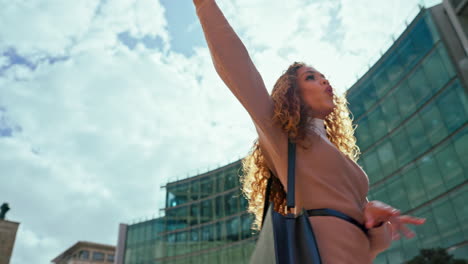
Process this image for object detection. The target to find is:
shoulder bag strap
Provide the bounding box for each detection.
[261,139,296,226]
[286,139,296,210]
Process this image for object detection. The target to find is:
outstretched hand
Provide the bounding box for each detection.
[364,200,426,240]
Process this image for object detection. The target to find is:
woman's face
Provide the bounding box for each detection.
[296,66,336,119]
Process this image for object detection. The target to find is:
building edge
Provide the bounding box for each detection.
[115,224,128,264]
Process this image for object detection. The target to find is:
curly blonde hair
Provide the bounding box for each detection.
[240,62,361,231]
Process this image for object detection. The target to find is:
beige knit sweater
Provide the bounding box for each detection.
[194,0,393,262]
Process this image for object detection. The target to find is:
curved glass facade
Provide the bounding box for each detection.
[347,7,468,264]
[123,162,257,264]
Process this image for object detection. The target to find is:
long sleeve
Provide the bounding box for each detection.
[363,198,393,259]
[368,221,393,259]
[194,0,286,161]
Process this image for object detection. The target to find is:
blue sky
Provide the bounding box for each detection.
[0,0,441,263]
[116,0,205,56]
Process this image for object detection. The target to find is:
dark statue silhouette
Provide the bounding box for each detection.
[0,203,10,220]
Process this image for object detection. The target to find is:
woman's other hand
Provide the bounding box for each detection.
[364,200,426,240]
[364,200,400,228]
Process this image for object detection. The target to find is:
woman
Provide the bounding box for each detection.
[192,0,426,262]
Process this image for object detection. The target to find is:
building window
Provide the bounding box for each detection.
[190,227,199,241]
[92,251,105,261]
[356,116,374,150]
[107,254,115,262]
[200,199,213,222]
[438,81,467,133]
[226,216,240,241]
[363,149,382,184]
[78,250,89,260]
[225,171,237,190]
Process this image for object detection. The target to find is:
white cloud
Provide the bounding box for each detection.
[0,0,170,60]
[1,14,254,264]
[14,227,60,263]
[0,0,97,58]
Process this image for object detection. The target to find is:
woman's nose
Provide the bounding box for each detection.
[321,78,329,85]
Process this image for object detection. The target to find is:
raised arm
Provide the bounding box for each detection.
[193,0,275,130]
[193,0,287,169]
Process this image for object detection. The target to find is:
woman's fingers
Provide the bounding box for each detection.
[392,221,415,239]
[398,215,426,225]
[364,201,425,233]
[364,203,401,228]
[390,218,402,240]
[400,224,416,238]
[389,214,425,240]
[368,201,393,211]
[364,202,427,240]
[374,202,400,217]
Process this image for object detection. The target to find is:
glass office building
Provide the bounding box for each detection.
[115,1,468,263]
[347,1,468,263]
[117,161,257,264]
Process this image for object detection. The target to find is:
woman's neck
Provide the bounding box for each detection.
[308,117,327,137]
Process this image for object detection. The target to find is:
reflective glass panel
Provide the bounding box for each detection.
[363,149,382,184]
[368,106,389,141]
[432,197,463,247]
[402,165,427,208]
[372,66,391,97]
[356,116,374,150]
[452,126,468,173]
[405,116,430,157]
[380,92,401,131]
[391,127,413,167]
[407,67,431,108]
[450,185,468,240]
[422,45,450,92]
[419,103,448,146]
[437,82,467,133]
[386,175,410,212]
[362,81,379,111]
[377,139,397,177]
[434,141,464,189]
[414,208,440,249]
[394,80,416,118]
[417,154,445,200]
